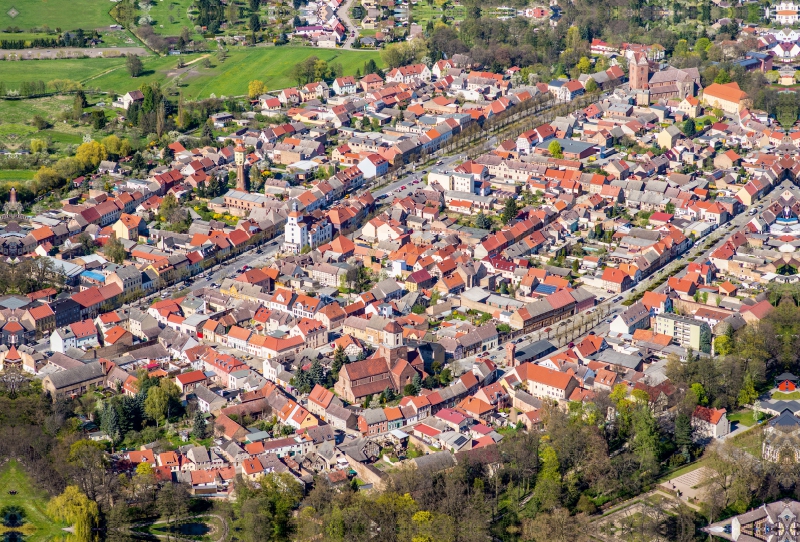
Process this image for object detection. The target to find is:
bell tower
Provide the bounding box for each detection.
[629,52,650,91]
[234,139,247,192]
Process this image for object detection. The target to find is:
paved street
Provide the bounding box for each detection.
[373,154,464,199]
[337,0,359,49]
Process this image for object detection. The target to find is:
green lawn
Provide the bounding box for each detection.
[410,3,465,23]
[3,47,384,99]
[0,459,68,539]
[37,130,85,144]
[2,58,124,90]
[772,390,800,400]
[0,0,116,30]
[0,95,82,124]
[0,170,36,181]
[147,0,202,38]
[729,425,764,458]
[727,409,765,428]
[0,96,95,149]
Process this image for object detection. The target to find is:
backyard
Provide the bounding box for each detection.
[727,408,766,428]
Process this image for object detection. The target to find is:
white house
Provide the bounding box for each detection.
[772,41,800,61]
[332,76,358,95]
[50,327,76,353]
[357,153,389,179]
[113,90,144,109]
[609,303,651,335]
[691,406,730,439]
[385,64,432,84]
[283,203,332,253]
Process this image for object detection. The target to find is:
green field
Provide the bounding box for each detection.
[410,3,465,24]
[0,28,138,47]
[1,58,124,88]
[1,0,116,31]
[0,170,36,181]
[0,95,84,124]
[0,460,68,540]
[2,47,384,99]
[0,96,95,149]
[147,0,201,38]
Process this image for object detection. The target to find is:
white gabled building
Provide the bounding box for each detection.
[283,202,332,254]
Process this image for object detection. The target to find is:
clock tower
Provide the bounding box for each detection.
[234,139,247,191]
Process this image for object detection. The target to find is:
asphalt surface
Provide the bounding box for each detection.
[373,154,464,199]
[189,234,286,291]
[337,0,359,49]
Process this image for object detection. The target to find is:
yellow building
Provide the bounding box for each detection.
[112,213,144,241]
[701,82,751,114]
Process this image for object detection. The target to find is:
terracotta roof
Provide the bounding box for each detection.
[515,362,574,390]
[104,325,129,344]
[693,405,726,425]
[176,370,207,385]
[308,384,335,409]
[703,82,748,104]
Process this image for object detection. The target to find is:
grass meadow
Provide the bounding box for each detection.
[2,47,384,99]
[1,0,116,30]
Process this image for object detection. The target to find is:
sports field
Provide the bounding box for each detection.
[2,47,384,99]
[1,0,116,31]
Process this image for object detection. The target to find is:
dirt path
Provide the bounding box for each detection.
[183,54,210,66]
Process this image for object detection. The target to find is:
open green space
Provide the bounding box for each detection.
[147,0,201,38]
[772,390,800,400]
[730,425,764,458]
[0,0,116,31]
[0,459,68,540]
[1,57,124,89]
[0,96,95,149]
[727,409,765,428]
[0,170,36,181]
[2,47,384,99]
[0,95,75,124]
[410,3,465,24]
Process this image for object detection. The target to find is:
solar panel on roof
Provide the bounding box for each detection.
[534,284,557,295]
